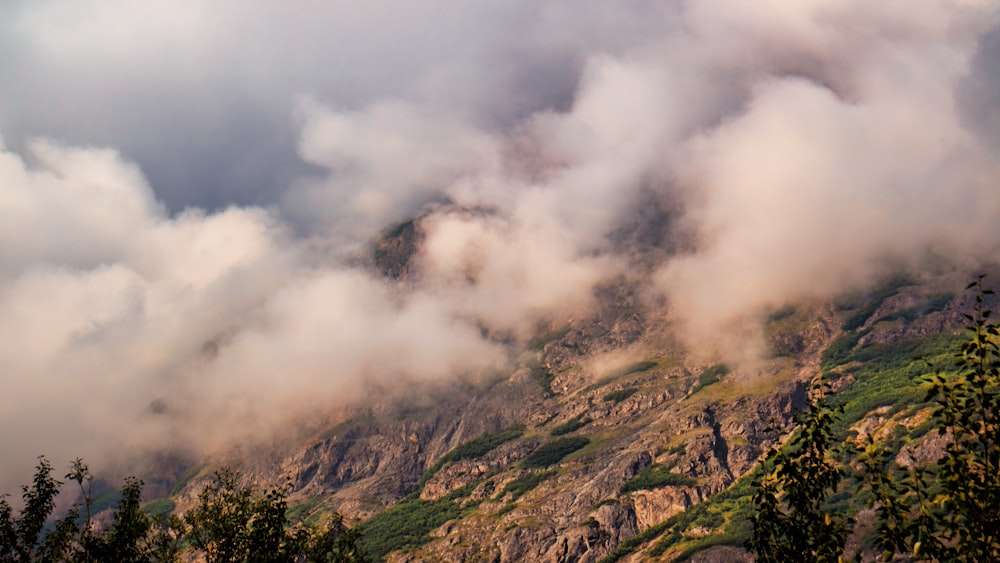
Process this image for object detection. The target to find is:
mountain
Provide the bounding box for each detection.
[150,217,985,562]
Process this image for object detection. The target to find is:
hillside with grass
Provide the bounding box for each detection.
[201,271,975,561]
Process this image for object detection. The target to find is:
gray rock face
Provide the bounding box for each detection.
[176,269,973,561]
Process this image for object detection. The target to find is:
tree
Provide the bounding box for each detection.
[84,477,152,563]
[303,513,367,563]
[184,468,293,563]
[750,276,1000,561]
[861,276,1000,560]
[183,468,369,563]
[0,456,81,562]
[0,458,367,562]
[747,382,851,562]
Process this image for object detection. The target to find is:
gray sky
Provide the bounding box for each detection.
[0,1,672,211]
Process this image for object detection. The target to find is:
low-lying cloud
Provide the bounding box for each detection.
[1,0,1000,489]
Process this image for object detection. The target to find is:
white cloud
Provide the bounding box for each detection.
[1,0,1000,489]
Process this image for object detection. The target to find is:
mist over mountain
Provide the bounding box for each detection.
[1,0,1000,499]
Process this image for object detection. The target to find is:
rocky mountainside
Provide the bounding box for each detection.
[160,218,980,562]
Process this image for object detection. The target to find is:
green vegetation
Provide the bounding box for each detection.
[841,276,911,331]
[613,280,991,562]
[820,328,870,371]
[857,278,1000,561]
[746,278,1000,561]
[598,518,673,563]
[419,425,525,485]
[530,364,555,394]
[747,384,851,562]
[522,437,591,468]
[600,471,757,562]
[355,497,460,561]
[828,333,964,434]
[824,289,956,372]
[528,324,571,351]
[357,470,499,559]
[498,470,558,502]
[620,464,695,493]
[167,463,204,497]
[550,414,592,436]
[649,491,750,559]
[0,462,365,562]
[285,496,324,525]
[438,426,526,465]
[184,469,299,562]
[602,387,639,404]
[142,498,175,519]
[690,364,728,395]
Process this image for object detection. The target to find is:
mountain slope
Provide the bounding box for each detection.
[160,229,979,562]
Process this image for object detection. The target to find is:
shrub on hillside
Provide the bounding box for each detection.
[522,437,591,468]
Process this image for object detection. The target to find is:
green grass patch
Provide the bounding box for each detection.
[661,529,750,561]
[141,497,175,518]
[167,463,204,497]
[420,425,526,486]
[530,364,555,395]
[600,466,761,562]
[356,497,461,560]
[615,328,966,562]
[89,483,123,515]
[499,470,558,502]
[621,464,695,493]
[444,480,482,502]
[598,519,674,563]
[529,324,571,351]
[647,473,756,559]
[602,387,639,404]
[821,328,871,372]
[690,364,728,395]
[828,333,964,435]
[550,414,592,436]
[522,436,591,468]
[594,498,619,509]
[286,496,324,524]
[841,276,911,331]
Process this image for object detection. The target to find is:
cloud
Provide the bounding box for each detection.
[653,1,1000,350]
[287,99,502,238]
[0,139,290,484]
[416,210,614,337]
[0,0,678,212]
[1,0,1000,490]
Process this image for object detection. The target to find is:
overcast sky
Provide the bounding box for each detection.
[1,0,999,489]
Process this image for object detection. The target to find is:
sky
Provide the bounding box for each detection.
[1,0,999,490]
